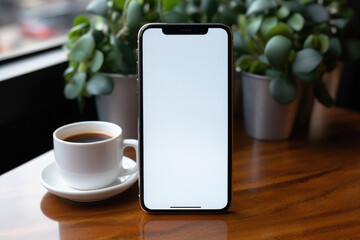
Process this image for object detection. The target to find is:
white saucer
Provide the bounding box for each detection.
[40,157,138,202]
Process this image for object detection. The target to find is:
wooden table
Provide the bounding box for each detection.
[1,104,360,239]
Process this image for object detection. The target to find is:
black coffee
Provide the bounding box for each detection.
[64,133,112,143]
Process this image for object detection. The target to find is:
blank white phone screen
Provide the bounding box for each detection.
[142,27,229,210]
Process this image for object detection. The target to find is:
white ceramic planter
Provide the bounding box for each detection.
[95,74,138,139]
[241,72,301,140]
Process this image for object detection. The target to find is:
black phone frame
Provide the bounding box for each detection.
[137,23,233,213]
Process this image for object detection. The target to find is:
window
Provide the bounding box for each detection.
[0,0,89,61]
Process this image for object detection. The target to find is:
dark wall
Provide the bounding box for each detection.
[336,0,360,111]
[0,62,97,174]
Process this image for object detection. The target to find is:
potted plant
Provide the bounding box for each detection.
[235,0,359,140]
[63,0,247,138]
[63,0,191,138]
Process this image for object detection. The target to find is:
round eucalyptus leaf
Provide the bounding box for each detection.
[90,50,104,72]
[303,34,315,49]
[200,0,218,19]
[63,66,75,81]
[246,0,277,16]
[247,15,262,38]
[92,16,106,31]
[70,34,95,62]
[266,24,292,39]
[163,11,187,23]
[265,68,283,79]
[86,74,114,95]
[269,74,296,104]
[86,0,108,17]
[259,54,269,65]
[328,37,342,59]
[64,72,86,99]
[332,18,348,30]
[261,16,278,37]
[283,1,305,13]
[293,64,320,82]
[73,15,90,27]
[318,34,329,54]
[126,0,143,31]
[306,4,329,24]
[68,23,88,40]
[292,48,322,75]
[185,3,199,15]
[265,35,292,69]
[287,13,304,31]
[277,5,290,19]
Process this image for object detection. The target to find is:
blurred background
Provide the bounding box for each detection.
[0,0,89,59]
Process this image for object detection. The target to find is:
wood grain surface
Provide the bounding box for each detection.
[1,104,360,239]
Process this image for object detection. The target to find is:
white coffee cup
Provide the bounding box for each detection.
[53,121,138,190]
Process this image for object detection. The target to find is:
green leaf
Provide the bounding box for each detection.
[259,54,269,65]
[292,48,322,75]
[306,4,329,24]
[265,68,283,79]
[247,15,262,38]
[303,34,329,54]
[73,15,90,27]
[64,72,86,99]
[303,34,316,49]
[68,23,89,40]
[293,67,318,82]
[278,5,290,19]
[163,11,187,22]
[328,37,342,59]
[200,0,218,19]
[246,0,277,16]
[162,0,181,13]
[126,0,143,31]
[283,1,305,13]
[249,60,262,74]
[114,0,126,10]
[86,74,114,95]
[261,17,278,37]
[237,56,252,71]
[63,66,75,81]
[266,24,292,39]
[269,72,297,104]
[105,48,124,73]
[70,34,95,62]
[233,30,249,55]
[91,50,104,72]
[318,34,329,54]
[332,18,349,30]
[314,81,333,107]
[86,0,108,17]
[265,35,292,69]
[287,13,304,31]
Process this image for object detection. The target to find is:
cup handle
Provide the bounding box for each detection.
[119,139,139,176]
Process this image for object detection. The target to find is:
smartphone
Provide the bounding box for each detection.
[138,23,232,213]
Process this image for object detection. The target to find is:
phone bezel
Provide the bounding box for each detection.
[137,23,233,213]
